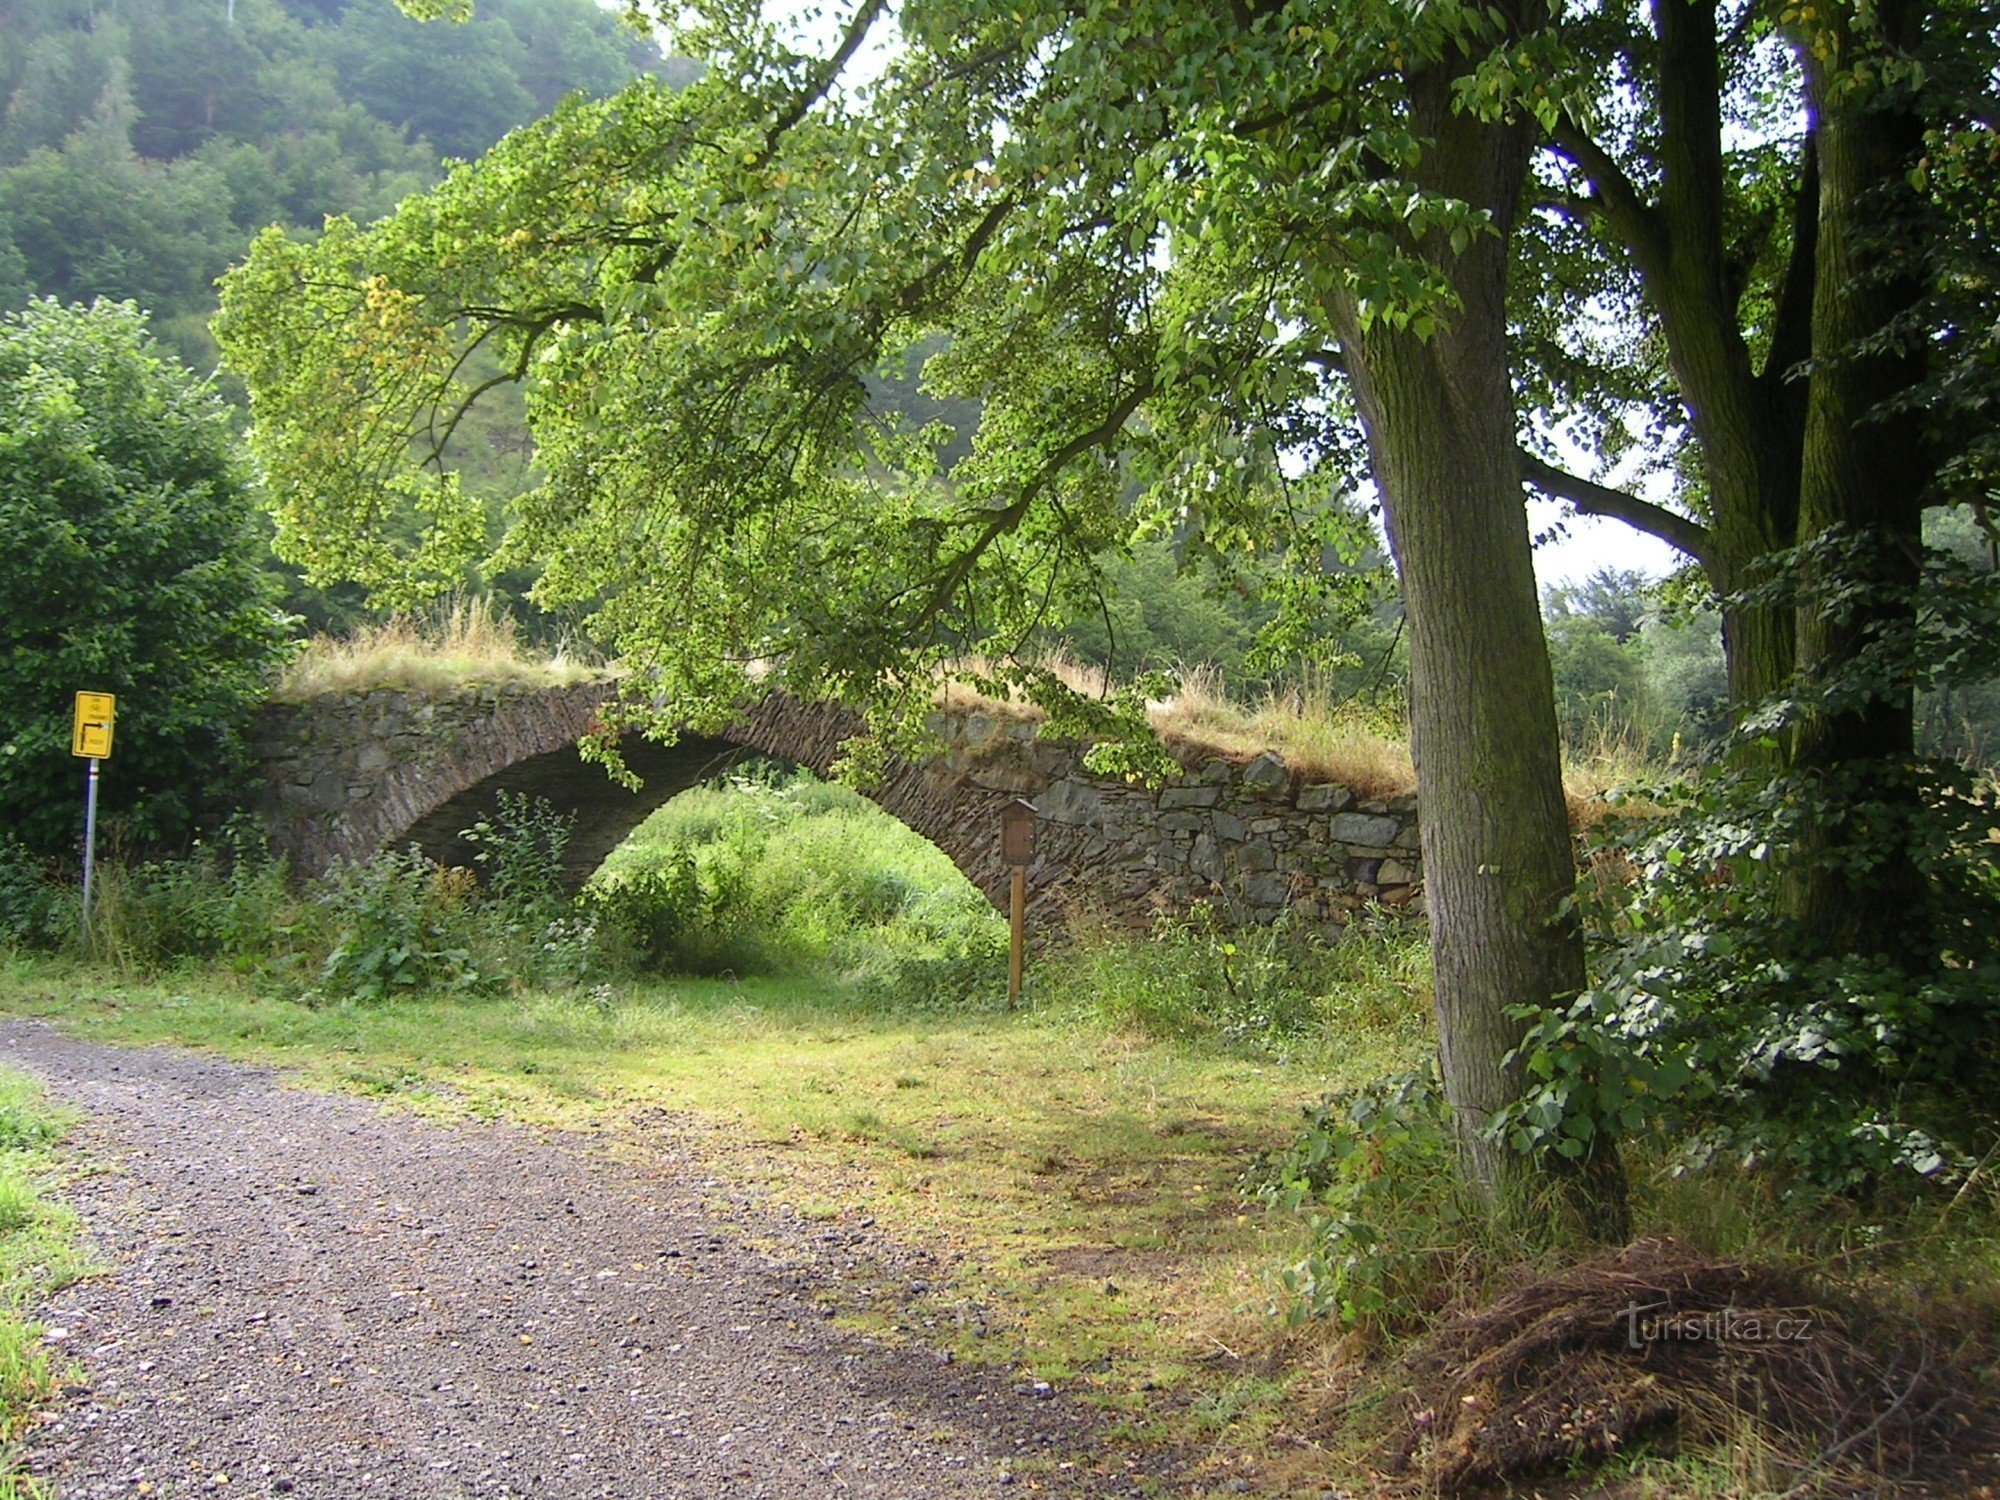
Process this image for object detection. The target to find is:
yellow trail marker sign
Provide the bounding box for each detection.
[72,692,115,759]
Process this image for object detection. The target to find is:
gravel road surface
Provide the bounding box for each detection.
[0,1020,1162,1499]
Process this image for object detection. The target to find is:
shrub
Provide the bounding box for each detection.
[582,847,752,977]
[0,837,62,951]
[1248,1067,1475,1331]
[459,789,573,922]
[310,850,493,1003]
[1503,757,2000,1201]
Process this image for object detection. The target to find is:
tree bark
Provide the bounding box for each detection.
[1787,0,1933,954]
[1326,61,1627,1240]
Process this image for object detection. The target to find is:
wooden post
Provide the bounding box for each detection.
[1000,798,1036,1010]
[1008,866,1026,1010]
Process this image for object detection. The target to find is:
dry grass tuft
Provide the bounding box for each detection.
[1341,1236,1984,1496]
[275,595,604,700]
[932,648,1110,720]
[933,656,1419,796]
[1149,665,1417,800]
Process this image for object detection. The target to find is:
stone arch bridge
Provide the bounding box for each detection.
[250,683,1422,933]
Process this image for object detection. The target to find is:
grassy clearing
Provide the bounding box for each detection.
[273,594,604,700]
[0,1067,92,1493]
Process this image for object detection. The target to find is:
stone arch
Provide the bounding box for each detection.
[250,683,1425,933]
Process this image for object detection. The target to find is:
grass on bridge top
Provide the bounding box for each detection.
[270,601,1671,815]
[272,595,606,701]
[274,600,1427,796]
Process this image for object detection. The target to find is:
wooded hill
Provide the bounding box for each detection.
[0,0,686,366]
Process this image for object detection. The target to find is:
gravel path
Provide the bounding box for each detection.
[0,1021,1161,1499]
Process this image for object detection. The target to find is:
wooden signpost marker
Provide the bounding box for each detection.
[1000,798,1036,1010]
[71,692,116,941]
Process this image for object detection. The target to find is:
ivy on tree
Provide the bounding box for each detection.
[0,299,289,856]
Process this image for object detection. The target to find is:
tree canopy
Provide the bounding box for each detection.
[0,299,289,855]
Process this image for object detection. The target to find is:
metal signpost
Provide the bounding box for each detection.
[1000,798,1036,1010]
[71,692,115,940]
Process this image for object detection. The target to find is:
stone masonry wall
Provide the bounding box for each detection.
[252,684,1423,936]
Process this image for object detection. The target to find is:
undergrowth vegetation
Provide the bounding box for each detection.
[0,1068,91,1488]
[5,749,1999,1496]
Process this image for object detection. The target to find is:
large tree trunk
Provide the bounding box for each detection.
[1327,63,1627,1240]
[1646,0,1807,720]
[1787,0,1933,955]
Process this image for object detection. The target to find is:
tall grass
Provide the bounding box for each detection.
[591,769,1007,1003]
[0,1068,91,1478]
[274,593,603,700]
[1150,665,1418,798]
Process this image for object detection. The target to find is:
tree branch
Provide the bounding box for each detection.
[904,376,1157,634]
[1759,133,1820,391]
[1551,118,1669,273]
[1518,449,1713,565]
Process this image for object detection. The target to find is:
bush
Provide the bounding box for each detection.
[310,850,493,1004]
[0,300,289,856]
[1247,1068,1476,1331]
[459,789,572,922]
[83,817,297,970]
[582,847,752,977]
[0,837,63,950]
[1503,757,2000,1201]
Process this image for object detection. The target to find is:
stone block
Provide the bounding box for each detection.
[1378,859,1416,886]
[1033,779,1102,826]
[1295,782,1352,813]
[1240,752,1288,792]
[1160,812,1203,835]
[1212,811,1247,843]
[1243,870,1291,906]
[1238,842,1277,871]
[1329,812,1401,846]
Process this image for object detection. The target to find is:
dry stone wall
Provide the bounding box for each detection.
[251,683,1424,935]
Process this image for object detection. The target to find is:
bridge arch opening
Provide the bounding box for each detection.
[399,731,768,895]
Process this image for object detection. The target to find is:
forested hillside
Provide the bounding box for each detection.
[0,0,681,365]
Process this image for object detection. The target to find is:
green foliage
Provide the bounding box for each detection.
[0,839,62,952]
[213,0,1469,750]
[459,789,571,920]
[1505,755,2000,1199]
[1247,1068,1471,1330]
[583,847,746,977]
[311,850,493,1003]
[0,300,288,856]
[588,769,1006,1002]
[1045,906,1432,1060]
[83,818,298,971]
[0,0,663,368]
